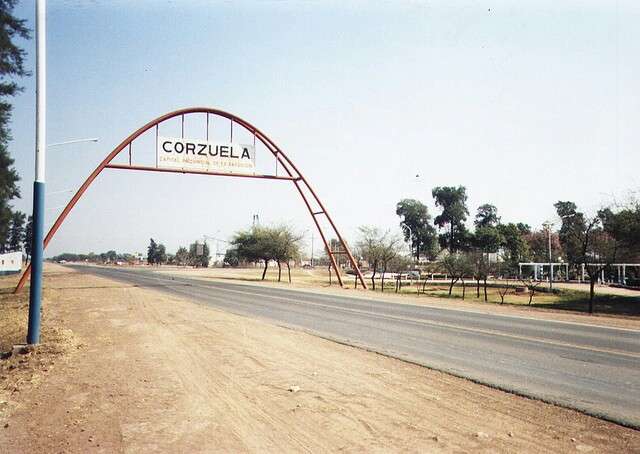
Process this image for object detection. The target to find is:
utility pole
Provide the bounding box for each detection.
[310,232,314,267]
[27,0,46,345]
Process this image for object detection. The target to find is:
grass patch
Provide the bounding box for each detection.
[370,280,639,316]
[534,289,640,316]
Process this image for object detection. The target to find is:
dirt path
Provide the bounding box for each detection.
[1,266,639,453]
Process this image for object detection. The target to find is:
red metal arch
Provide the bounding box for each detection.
[15,107,367,292]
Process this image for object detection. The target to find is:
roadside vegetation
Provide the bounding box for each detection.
[208,186,640,316]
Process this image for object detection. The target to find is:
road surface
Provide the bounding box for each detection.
[69,265,640,428]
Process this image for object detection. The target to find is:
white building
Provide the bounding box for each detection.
[0,251,22,276]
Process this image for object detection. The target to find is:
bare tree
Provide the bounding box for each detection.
[272,226,304,283]
[577,216,618,313]
[357,226,384,291]
[441,253,474,297]
[495,261,515,304]
[356,227,403,292]
[518,276,544,305]
[379,236,402,293]
[471,251,492,302]
[387,254,412,293]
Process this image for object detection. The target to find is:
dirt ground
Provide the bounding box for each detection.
[1,265,639,453]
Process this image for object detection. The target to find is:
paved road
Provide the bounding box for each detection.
[70,265,640,428]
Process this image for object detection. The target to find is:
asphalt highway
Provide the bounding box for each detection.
[69,265,640,428]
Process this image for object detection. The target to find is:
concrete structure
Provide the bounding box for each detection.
[519,261,640,285]
[519,262,569,282]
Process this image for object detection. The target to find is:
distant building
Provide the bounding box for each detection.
[0,251,22,276]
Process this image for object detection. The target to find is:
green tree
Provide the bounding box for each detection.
[224,248,240,267]
[232,227,272,279]
[472,204,502,257]
[599,204,640,260]
[188,241,210,268]
[120,253,135,263]
[7,209,24,251]
[23,214,32,261]
[147,238,159,265]
[231,226,301,282]
[156,244,167,265]
[474,204,500,228]
[497,223,531,274]
[396,198,438,261]
[432,186,469,252]
[554,201,586,270]
[473,226,503,254]
[0,2,29,253]
[175,246,189,266]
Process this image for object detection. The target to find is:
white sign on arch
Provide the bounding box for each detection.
[156,136,255,174]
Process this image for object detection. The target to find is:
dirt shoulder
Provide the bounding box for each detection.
[1,265,638,453]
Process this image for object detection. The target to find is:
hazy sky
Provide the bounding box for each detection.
[8,0,639,257]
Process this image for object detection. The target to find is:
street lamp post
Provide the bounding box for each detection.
[47,137,98,148]
[542,221,553,291]
[401,223,415,262]
[27,0,46,345]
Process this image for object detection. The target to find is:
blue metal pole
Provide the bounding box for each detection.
[26,0,46,345]
[26,182,45,344]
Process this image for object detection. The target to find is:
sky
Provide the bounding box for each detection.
[7,0,640,257]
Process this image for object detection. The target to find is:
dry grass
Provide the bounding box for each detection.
[0,282,29,352]
[0,270,78,427]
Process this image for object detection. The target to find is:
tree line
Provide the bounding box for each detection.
[51,250,137,264]
[0,2,30,260]
[379,186,640,311]
[147,238,211,268]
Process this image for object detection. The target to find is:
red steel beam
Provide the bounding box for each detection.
[105,164,299,181]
